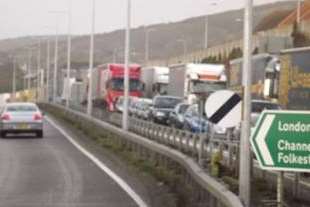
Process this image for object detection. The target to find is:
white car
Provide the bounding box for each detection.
[0,103,44,138]
[135,98,153,120]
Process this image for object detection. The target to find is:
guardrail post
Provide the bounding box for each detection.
[293,173,300,199]
[199,133,208,167]
[192,134,198,156]
[208,132,215,160]
[235,145,240,177]
[180,132,187,152]
[226,128,234,168]
[173,129,178,147]
[158,126,163,143]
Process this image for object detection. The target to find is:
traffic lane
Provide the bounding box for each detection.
[0,120,139,207]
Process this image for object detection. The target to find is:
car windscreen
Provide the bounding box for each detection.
[6,105,37,112]
[187,105,199,117]
[179,105,189,114]
[111,79,142,91]
[252,102,280,113]
[190,80,226,93]
[154,97,182,109]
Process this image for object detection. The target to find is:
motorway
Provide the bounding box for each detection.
[0,118,145,207]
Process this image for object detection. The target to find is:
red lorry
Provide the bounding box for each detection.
[90,64,143,111]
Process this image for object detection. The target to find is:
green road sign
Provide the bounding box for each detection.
[251,110,310,172]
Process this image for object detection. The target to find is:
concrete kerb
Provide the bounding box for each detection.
[44,103,244,207]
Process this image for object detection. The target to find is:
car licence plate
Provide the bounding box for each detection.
[18,123,30,130]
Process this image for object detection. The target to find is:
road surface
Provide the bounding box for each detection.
[0,119,143,207]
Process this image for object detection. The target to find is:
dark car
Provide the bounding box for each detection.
[233,100,281,139]
[251,100,281,126]
[168,103,189,129]
[151,96,182,124]
[183,104,208,133]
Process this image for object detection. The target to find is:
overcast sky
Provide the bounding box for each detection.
[0,0,292,40]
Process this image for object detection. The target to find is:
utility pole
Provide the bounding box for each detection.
[239,0,253,206]
[204,2,217,50]
[113,48,118,63]
[12,57,16,101]
[122,0,131,131]
[46,37,50,102]
[145,29,155,65]
[27,48,32,90]
[66,0,72,108]
[53,19,59,103]
[37,38,41,102]
[177,39,187,62]
[204,16,209,49]
[87,0,95,116]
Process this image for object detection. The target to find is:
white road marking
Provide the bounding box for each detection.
[45,116,148,207]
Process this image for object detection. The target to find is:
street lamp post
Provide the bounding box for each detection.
[27,48,32,90]
[66,0,72,108]
[177,39,187,62]
[53,20,59,103]
[46,37,51,102]
[113,48,121,63]
[204,2,218,50]
[122,0,131,131]
[239,0,253,206]
[87,0,95,116]
[12,57,16,101]
[204,16,209,49]
[50,10,69,103]
[37,38,41,102]
[145,28,155,64]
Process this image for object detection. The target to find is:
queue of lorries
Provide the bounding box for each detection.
[85,61,228,134]
[61,47,309,135]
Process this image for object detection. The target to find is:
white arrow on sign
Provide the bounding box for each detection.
[255,114,275,166]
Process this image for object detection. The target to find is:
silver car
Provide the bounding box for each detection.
[0,103,44,138]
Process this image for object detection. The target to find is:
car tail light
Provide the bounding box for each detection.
[1,114,10,121]
[33,113,43,121]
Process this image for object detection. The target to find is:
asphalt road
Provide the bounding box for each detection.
[0,120,141,207]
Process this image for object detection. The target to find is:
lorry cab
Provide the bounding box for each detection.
[96,64,144,111]
[168,63,227,105]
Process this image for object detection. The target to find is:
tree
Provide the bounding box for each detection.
[291,21,310,47]
[217,53,223,63]
[228,47,243,60]
[252,47,259,55]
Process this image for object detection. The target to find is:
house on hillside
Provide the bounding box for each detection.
[260,1,310,36]
[278,1,310,31]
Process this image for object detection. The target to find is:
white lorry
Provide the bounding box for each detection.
[141,67,169,98]
[168,63,227,104]
[0,93,10,109]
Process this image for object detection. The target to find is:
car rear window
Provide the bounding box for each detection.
[154,97,182,109]
[6,105,37,112]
